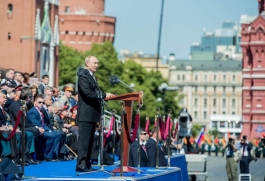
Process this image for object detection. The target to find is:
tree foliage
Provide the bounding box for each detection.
[59,42,183,123]
[191,123,202,138]
[208,128,220,138]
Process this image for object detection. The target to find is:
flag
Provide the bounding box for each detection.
[196,127,205,145]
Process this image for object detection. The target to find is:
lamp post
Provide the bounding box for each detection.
[155,0,165,71]
[159,83,168,114]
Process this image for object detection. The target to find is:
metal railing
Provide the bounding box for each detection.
[103,110,121,128]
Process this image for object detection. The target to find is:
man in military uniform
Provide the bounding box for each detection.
[60,84,74,110]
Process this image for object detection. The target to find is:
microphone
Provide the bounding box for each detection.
[109,75,120,84]
[109,75,137,92]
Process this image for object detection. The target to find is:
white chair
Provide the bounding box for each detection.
[238,174,251,181]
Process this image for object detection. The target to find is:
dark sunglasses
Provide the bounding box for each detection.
[38,101,45,104]
[141,133,147,135]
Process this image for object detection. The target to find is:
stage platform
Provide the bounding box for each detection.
[6,160,183,181]
[4,154,188,181]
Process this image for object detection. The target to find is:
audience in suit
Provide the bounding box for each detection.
[38,74,49,95]
[145,127,166,167]
[27,95,62,161]
[129,129,148,167]
[8,87,41,164]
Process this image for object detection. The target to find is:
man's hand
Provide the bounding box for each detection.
[62,128,68,133]
[38,128,45,134]
[106,93,115,98]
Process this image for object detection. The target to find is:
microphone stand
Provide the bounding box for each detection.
[117,80,137,92]
[77,82,115,177]
[136,106,141,174]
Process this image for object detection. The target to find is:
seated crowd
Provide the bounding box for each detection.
[0,69,79,166]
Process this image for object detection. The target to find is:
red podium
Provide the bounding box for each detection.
[106,91,143,173]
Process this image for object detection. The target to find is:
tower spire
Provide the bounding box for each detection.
[258,0,265,14]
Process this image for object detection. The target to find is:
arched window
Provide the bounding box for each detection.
[7,4,13,13]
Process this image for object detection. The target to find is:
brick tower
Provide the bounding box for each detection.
[59,0,116,51]
[241,0,265,139]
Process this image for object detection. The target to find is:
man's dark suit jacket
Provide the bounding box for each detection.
[128,140,148,167]
[76,68,106,122]
[8,100,34,128]
[38,83,45,95]
[145,138,166,167]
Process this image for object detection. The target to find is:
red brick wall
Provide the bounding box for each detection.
[59,0,115,52]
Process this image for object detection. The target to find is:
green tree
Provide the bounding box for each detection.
[191,123,202,138]
[59,43,85,85]
[59,42,183,124]
[208,128,220,138]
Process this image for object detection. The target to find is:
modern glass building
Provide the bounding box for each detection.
[190,21,242,60]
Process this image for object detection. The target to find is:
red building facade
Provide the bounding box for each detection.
[0,0,60,86]
[241,0,265,139]
[59,0,116,52]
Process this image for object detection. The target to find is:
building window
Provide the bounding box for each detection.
[204,86,207,92]
[222,111,226,115]
[213,86,216,92]
[182,75,185,80]
[213,111,216,114]
[223,75,226,81]
[204,98,207,106]
[177,75,180,80]
[8,32,11,40]
[65,6,70,13]
[212,121,217,129]
[232,99,236,107]
[220,121,225,128]
[232,75,236,81]
[214,75,217,81]
[7,4,13,13]
[232,112,235,115]
[194,86,197,92]
[65,31,69,34]
[232,86,235,93]
[228,122,233,128]
[194,98,198,106]
[204,75,207,81]
[213,99,216,106]
[203,111,207,119]
[194,111,198,119]
[235,122,241,128]
[223,86,226,92]
[195,75,198,81]
[223,98,226,106]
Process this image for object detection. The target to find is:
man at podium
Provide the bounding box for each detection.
[76,56,114,172]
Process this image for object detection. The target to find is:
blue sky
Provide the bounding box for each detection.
[105,0,257,59]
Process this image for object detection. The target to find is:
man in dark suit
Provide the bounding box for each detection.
[8,87,40,164]
[129,129,148,167]
[76,56,114,172]
[27,95,61,161]
[38,74,49,95]
[239,135,253,174]
[145,127,166,167]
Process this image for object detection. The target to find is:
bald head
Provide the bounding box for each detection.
[85,56,98,73]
